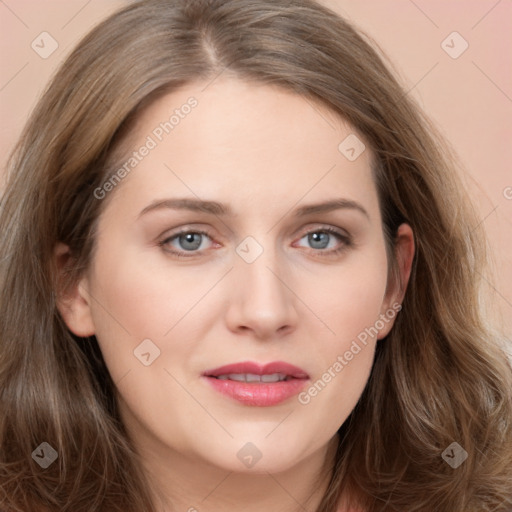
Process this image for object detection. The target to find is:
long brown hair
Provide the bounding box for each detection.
[1,1,511,511]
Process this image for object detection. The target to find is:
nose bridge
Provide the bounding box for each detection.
[227,234,298,335]
[236,238,287,303]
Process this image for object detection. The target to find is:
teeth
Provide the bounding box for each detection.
[261,373,286,383]
[215,373,288,382]
[228,373,246,382]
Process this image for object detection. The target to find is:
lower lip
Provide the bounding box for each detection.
[203,376,308,406]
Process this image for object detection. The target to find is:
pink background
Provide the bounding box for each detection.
[1,1,511,341]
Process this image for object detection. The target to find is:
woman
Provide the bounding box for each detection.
[1,1,511,511]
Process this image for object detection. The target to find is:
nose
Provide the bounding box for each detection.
[224,245,299,340]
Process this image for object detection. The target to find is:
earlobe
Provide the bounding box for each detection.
[378,223,415,339]
[54,242,96,337]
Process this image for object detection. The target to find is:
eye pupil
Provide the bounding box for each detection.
[309,232,329,249]
[179,233,202,251]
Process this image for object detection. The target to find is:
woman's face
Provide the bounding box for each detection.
[60,78,413,474]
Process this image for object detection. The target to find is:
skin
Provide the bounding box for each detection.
[56,78,414,512]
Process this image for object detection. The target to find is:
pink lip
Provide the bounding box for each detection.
[202,361,310,407]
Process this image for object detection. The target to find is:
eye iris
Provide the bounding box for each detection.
[179,233,202,251]
[309,232,329,249]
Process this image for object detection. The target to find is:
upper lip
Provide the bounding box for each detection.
[203,361,309,379]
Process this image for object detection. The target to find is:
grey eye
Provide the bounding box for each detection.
[307,232,331,249]
[176,232,204,251]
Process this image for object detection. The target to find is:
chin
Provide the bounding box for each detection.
[197,434,317,475]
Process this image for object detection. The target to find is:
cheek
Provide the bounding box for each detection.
[84,240,201,380]
[85,237,241,399]
[306,244,389,341]
[85,247,207,451]
[89,228,202,325]
[294,246,388,430]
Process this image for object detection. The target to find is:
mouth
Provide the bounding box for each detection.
[201,361,309,407]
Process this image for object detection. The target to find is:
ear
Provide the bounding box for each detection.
[54,242,96,337]
[377,223,415,339]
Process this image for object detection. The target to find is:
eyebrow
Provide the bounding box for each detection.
[137,197,369,220]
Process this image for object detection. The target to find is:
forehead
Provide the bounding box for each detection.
[104,78,379,221]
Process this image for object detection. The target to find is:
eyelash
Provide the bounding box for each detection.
[158,226,352,259]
